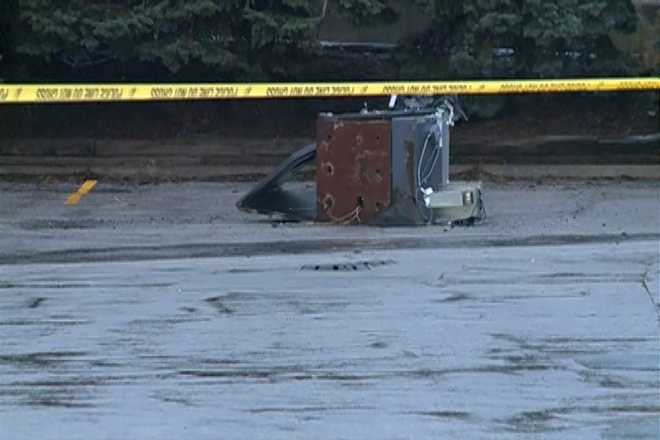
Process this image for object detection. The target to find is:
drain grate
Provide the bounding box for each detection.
[301,259,395,272]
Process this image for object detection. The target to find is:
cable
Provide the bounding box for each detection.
[421,140,441,184]
[478,193,487,222]
[414,109,447,225]
[417,110,445,189]
[416,131,434,189]
[327,206,362,225]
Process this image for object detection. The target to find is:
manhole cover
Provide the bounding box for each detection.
[301,259,395,272]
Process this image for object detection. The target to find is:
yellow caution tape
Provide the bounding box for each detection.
[65,180,97,205]
[0,78,657,104]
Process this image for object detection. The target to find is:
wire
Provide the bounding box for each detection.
[478,194,487,222]
[327,206,362,225]
[421,142,441,184]
[415,108,450,225]
[416,131,434,189]
[417,112,445,189]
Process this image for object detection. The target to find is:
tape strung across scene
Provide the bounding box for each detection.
[0,78,658,104]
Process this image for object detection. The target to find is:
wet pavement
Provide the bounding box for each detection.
[0,181,659,439]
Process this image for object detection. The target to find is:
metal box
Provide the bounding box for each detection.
[317,109,471,225]
[239,107,482,226]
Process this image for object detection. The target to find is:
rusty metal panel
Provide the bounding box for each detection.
[316,116,391,224]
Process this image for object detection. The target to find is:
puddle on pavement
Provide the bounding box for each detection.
[225,268,272,274]
[128,317,212,325]
[576,352,660,371]
[502,404,660,434]
[0,319,89,327]
[577,370,631,389]
[433,292,473,303]
[20,395,96,409]
[501,409,569,433]
[204,296,235,314]
[245,405,373,414]
[0,351,88,367]
[300,259,395,272]
[434,272,641,286]
[179,369,275,379]
[150,390,196,407]
[178,367,377,382]
[170,363,569,386]
[27,297,46,308]
[414,411,472,420]
[602,416,660,440]
[402,364,559,380]
[0,282,176,291]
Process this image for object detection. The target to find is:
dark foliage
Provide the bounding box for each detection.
[5,0,642,81]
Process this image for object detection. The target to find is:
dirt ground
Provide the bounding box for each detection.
[2,94,657,141]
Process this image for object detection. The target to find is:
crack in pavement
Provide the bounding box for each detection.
[640,264,660,325]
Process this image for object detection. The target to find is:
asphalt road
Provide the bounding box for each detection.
[1,181,659,439]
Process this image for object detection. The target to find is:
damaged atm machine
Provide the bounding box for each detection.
[238,97,484,226]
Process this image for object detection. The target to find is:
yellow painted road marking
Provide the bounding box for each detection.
[65,180,97,205]
[78,179,97,195]
[0,78,658,104]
